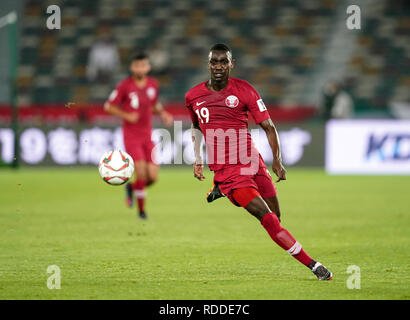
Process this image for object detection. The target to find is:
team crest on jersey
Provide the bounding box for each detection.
[225,95,239,108]
[146,87,156,100]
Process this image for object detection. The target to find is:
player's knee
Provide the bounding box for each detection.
[134,162,147,178]
[138,175,147,183]
[253,208,270,221]
[264,197,281,222]
[260,212,281,232]
[135,170,147,181]
[146,176,157,186]
[269,206,281,222]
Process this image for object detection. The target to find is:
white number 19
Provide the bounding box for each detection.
[195,107,209,124]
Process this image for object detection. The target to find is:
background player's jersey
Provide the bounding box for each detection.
[107,76,159,140]
[185,77,270,171]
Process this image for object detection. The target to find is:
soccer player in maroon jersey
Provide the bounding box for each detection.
[185,44,332,280]
[104,53,173,219]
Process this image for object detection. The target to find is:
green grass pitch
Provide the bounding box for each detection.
[0,167,409,300]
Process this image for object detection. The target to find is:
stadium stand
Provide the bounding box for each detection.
[7,0,410,117]
[345,0,410,111]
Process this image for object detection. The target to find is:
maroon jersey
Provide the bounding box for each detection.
[185,77,270,171]
[107,76,159,141]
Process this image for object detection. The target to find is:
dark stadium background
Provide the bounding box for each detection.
[1,0,409,169]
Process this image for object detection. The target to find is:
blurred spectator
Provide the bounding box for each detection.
[320,81,354,120]
[391,102,410,120]
[86,31,120,84]
[148,43,170,76]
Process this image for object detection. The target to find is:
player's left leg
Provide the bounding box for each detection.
[254,165,281,221]
[144,139,159,188]
[263,196,281,222]
[146,162,158,187]
[132,159,148,219]
[231,188,332,280]
[124,143,143,209]
[132,139,158,219]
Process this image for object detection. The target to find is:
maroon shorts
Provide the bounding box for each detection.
[124,139,156,164]
[213,156,277,207]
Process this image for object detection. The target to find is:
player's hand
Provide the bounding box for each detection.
[160,110,173,126]
[125,112,139,123]
[193,162,205,181]
[272,162,287,183]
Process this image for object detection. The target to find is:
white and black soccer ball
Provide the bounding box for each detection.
[98,150,134,185]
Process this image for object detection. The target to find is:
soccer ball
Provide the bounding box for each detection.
[98,150,134,185]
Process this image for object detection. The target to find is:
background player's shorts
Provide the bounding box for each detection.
[124,139,157,164]
[213,156,277,207]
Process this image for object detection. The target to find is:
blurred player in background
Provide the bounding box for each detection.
[104,53,173,219]
[186,44,332,280]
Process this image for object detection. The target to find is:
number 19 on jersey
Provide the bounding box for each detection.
[195,107,209,123]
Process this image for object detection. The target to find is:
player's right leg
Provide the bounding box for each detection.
[231,188,333,280]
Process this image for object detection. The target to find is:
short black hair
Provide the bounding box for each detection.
[210,43,231,53]
[131,52,148,61]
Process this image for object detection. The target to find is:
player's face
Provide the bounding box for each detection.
[130,58,151,79]
[208,50,233,82]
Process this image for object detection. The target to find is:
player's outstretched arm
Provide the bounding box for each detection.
[191,121,205,181]
[104,102,139,123]
[153,102,173,126]
[260,119,287,183]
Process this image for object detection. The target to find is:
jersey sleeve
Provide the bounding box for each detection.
[185,92,198,123]
[107,81,126,107]
[244,82,270,124]
[151,79,160,105]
